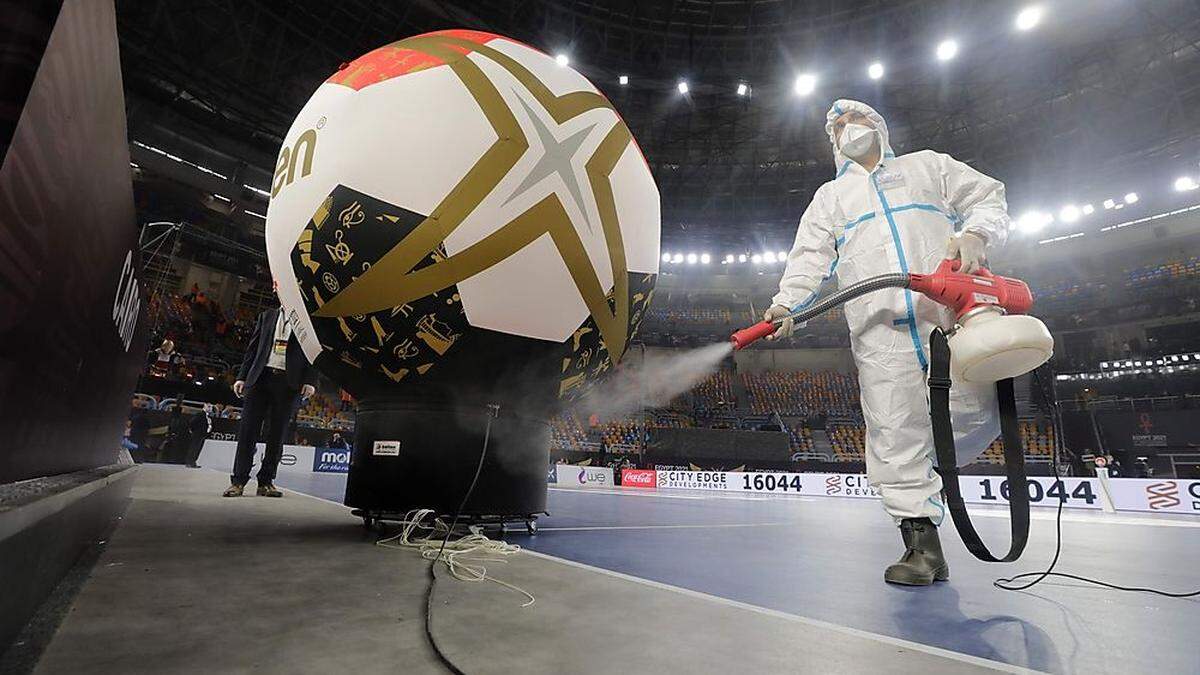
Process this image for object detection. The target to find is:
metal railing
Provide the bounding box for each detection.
[1060,394,1200,412]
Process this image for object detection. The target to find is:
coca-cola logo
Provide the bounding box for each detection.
[622,469,657,488]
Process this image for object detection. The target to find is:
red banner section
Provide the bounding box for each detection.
[621,469,657,488]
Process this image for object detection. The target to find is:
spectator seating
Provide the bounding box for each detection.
[741,370,859,416]
[828,423,866,460]
[979,420,1055,464]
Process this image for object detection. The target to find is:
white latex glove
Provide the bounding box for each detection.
[946,231,987,274]
[233,380,245,397]
[301,384,316,400]
[763,305,795,341]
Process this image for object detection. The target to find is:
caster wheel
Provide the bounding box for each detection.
[362,516,374,530]
[526,520,538,535]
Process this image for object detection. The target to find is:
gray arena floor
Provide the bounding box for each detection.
[274,470,1200,674]
[31,465,1026,674]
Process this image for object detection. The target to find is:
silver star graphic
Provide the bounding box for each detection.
[504,92,600,232]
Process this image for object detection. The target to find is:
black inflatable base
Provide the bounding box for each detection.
[345,399,549,519]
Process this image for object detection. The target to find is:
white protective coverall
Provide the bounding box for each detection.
[773,99,1010,524]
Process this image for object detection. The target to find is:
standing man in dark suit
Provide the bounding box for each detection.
[223,307,316,497]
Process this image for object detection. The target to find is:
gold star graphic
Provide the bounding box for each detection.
[310,34,637,362]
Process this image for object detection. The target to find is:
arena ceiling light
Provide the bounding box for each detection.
[751,254,763,264]
[618,75,629,86]
[243,183,270,198]
[1102,198,1116,210]
[677,80,689,94]
[936,39,959,62]
[700,253,711,264]
[672,253,683,263]
[764,252,778,263]
[1059,204,1081,223]
[662,252,672,263]
[725,254,735,263]
[554,54,569,67]
[1175,176,1199,192]
[1015,6,1043,31]
[738,254,748,263]
[1124,192,1139,204]
[868,62,884,80]
[1017,210,1052,233]
[794,73,817,96]
[686,252,698,264]
[1081,203,1095,215]
[776,251,787,260]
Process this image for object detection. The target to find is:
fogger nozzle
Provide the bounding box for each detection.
[730,321,778,350]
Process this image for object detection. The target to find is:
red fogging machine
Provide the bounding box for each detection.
[731,259,1054,383]
[731,259,1056,564]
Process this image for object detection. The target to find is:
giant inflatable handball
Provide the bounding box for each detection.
[265,30,660,408]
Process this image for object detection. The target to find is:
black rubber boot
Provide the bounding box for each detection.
[884,518,949,586]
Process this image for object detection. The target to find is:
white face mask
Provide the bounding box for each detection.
[839,123,878,160]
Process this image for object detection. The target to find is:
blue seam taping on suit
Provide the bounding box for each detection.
[834,210,877,247]
[871,173,929,370]
[832,103,844,115]
[927,495,946,526]
[836,160,852,178]
[789,254,841,312]
[834,203,954,247]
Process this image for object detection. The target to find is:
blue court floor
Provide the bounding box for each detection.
[274,472,1200,675]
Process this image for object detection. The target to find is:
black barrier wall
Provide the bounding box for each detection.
[646,427,792,469]
[0,0,145,483]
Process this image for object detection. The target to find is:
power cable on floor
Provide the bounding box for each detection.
[374,404,534,674]
[992,369,1199,598]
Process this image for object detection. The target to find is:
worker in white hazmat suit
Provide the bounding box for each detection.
[767,99,1009,585]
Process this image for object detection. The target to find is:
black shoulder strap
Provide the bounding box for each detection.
[928,328,1030,563]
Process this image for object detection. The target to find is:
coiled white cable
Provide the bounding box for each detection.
[376,508,535,607]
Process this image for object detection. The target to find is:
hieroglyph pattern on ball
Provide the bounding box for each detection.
[291,186,470,385]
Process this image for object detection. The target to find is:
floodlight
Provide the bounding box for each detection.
[794,73,817,96]
[936,40,959,62]
[1015,6,1043,31]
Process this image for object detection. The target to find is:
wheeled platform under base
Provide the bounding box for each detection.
[350,508,543,535]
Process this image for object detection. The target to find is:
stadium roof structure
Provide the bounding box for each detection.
[118,0,1200,252]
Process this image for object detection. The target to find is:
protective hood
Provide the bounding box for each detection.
[825,99,895,174]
